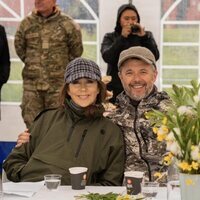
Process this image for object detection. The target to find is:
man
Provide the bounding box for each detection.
[0,24,10,119]
[15,47,170,182]
[15,0,83,128]
[106,46,170,181]
[101,3,159,103]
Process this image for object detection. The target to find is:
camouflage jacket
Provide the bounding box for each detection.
[106,86,171,181]
[15,7,83,92]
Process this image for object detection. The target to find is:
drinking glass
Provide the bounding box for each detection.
[167,180,180,200]
[167,161,180,200]
[44,174,62,191]
[141,181,159,199]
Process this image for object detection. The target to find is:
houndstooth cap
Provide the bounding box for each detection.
[64,57,102,83]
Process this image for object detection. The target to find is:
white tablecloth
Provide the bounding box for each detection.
[3,185,170,200]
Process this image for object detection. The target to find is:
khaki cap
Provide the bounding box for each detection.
[118,46,156,69]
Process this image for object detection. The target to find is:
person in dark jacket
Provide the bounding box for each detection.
[101,3,159,103]
[0,24,10,119]
[0,24,10,91]
[3,57,125,186]
[106,46,170,182]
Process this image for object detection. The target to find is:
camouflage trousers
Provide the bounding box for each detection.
[20,89,60,128]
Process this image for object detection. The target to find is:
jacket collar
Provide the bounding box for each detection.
[32,5,61,20]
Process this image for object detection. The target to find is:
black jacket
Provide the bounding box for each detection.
[0,25,10,90]
[101,4,159,103]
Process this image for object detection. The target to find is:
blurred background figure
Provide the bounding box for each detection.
[0,24,10,120]
[15,0,83,128]
[101,2,159,103]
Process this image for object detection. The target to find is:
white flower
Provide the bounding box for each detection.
[166,128,180,142]
[166,131,175,141]
[191,145,200,162]
[177,105,194,116]
[166,140,182,157]
[193,95,200,104]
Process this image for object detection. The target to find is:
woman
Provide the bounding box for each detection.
[3,57,125,186]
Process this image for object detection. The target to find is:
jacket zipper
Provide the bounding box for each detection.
[75,129,87,158]
[67,119,82,142]
[133,107,152,181]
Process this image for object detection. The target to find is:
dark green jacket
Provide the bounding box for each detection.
[3,106,125,186]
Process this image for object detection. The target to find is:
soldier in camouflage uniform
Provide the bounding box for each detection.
[15,0,83,128]
[106,46,171,182]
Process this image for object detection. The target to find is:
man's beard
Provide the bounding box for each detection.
[126,85,154,101]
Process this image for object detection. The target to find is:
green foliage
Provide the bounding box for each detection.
[76,192,118,200]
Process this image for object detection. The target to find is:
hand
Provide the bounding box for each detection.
[15,129,30,148]
[121,24,132,38]
[131,23,145,37]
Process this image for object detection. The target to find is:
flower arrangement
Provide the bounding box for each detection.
[146,80,200,174]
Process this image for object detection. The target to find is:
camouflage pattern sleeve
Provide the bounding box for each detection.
[61,16,83,61]
[14,20,27,62]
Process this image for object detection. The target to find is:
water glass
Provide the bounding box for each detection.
[141,181,159,199]
[167,180,180,200]
[167,161,180,200]
[44,174,62,191]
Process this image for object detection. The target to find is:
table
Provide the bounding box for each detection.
[3,185,169,200]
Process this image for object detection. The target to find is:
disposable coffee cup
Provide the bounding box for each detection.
[124,171,144,195]
[69,167,88,190]
[44,174,62,191]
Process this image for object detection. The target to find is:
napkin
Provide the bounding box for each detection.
[3,181,44,197]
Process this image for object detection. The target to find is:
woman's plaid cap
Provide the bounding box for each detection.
[64,57,102,83]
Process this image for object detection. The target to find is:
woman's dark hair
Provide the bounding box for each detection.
[115,3,140,33]
[59,80,107,117]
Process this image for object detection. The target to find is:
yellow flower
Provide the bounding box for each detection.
[157,133,166,142]
[156,125,168,141]
[162,117,167,125]
[152,127,158,134]
[191,161,199,170]
[154,172,162,179]
[163,153,173,165]
[145,112,149,119]
[116,194,131,200]
[178,161,192,172]
[160,125,169,134]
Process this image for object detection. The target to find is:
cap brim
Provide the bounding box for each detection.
[118,54,154,68]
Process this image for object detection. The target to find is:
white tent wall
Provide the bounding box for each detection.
[0,0,161,141]
[99,0,161,75]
